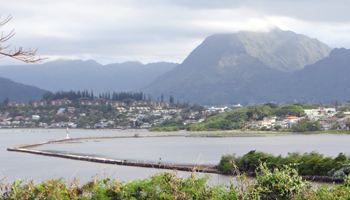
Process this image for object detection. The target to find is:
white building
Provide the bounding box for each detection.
[32,115,40,120]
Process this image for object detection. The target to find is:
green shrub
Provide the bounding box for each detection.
[252,163,311,200]
[218,151,348,177]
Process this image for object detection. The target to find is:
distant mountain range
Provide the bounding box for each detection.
[2,27,350,105]
[0,60,177,96]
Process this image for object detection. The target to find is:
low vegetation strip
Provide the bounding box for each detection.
[3,163,350,199]
[218,150,350,182]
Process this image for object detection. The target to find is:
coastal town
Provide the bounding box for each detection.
[1,98,350,132]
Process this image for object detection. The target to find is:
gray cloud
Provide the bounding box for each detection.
[1,0,350,66]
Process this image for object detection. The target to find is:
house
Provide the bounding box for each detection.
[286,116,301,123]
[198,119,205,123]
[116,107,126,112]
[184,119,198,124]
[259,121,272,128]
[304,109,321,118]
[32,115,40,120]
[39,122,48,128]
[320,122,332,131]
[7,102,28,107]
[326,117,339,123]
[107,101,126,107]
[246,121,260,129]
[51,99,71,105]
[68,107,75,113]
[14,116,23,121]
[94,123,108,129]
[320,107,336,115]
[57,108,66,114]
[32,100,47,107]
[140,122,152,129]
[162,115,173,120]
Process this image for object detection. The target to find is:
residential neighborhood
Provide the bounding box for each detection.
[1,99,350,132]
[0,99,208,129]
[244,107,350,131]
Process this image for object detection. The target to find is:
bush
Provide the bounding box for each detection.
[292,120,321,132]
[218,151,347,177]
[0,172,235,199]
[217,154,236,172]
[253,163,311,200]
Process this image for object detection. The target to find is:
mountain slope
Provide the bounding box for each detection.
[142,28,332,105]
[0,60,177,93]
[235,28,331,72]
[290,48,350,102]
[0,77,47,102]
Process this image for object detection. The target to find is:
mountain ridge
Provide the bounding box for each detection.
[0,77,48,102]
[142,28,336,105]
[0,59,178,94]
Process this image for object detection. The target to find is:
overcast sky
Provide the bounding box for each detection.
[2,0,350,66]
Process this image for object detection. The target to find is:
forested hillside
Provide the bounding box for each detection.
[0,77,47,102]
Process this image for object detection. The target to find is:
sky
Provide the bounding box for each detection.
[2,0,350,66]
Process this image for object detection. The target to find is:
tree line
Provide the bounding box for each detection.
[42,90,145,102]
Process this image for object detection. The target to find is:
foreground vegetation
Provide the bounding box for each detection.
[218,151,350,181]
[3,163,350,199]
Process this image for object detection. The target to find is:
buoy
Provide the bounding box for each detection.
[66,127,69,139]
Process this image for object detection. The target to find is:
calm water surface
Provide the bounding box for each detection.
[1,129,349,186]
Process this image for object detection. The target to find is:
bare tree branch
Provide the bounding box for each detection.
[0,15,47,63]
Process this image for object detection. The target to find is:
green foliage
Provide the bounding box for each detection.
[6,167,350,199]
[253,163,311,200]
[338,106,350,111]
[218,151,348,177]
[246,105,272,121]
[217,154,236,172]
[346,118,350,129]
[264,103,279,108]
[274,125,282,131]
[43,90,144,103]
[292,119,321,132]
[149,119,184,131]
[334,111,345,118]
[273,104,305,117]
[150,126,180,132]
[0,172,233,200]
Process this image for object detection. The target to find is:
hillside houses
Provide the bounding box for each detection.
[244,106,350,131]
[8,102,28,107]
[50,99,71,105]
[246,116,304,130]
[32,101,47,107]
[304,107,336,119]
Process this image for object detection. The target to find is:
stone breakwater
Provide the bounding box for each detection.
[7,136,218,174]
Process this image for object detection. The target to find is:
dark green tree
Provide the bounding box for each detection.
[169,95,174,104]
[274,125,282,131]
[2,98,9,106]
